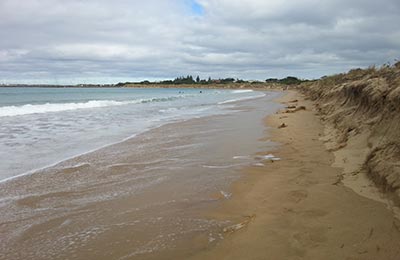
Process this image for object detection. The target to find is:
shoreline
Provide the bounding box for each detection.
[0,92,282,260]
[191,90,400,259]
[0,83,288,91]
[2,86,399,259]
[0,88,269,182]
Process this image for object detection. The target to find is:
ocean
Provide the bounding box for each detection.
[0,87,264,181]
[0,87,282,259]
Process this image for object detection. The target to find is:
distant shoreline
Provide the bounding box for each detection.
[0,76,308,89]
[0,84,115,88]
[0,83,291,90]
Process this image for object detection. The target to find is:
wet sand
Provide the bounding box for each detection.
[2,90,399,260]
[192,91,400,259]
[0,93,282,260]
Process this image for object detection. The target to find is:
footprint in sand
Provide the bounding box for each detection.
[290,227,328,252]
[300,168,312,174]
[301,209,328,218]
[290,174,319,186]
[288,190,308,203]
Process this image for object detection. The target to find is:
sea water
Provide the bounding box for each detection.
[0,87,283,259]
[0,87,265,181]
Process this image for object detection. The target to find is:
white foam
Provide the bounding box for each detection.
[159,107,178,113]
[0,96,182,117]
[220,190,232,199]
[231,89,253,94]
[253,163,265,167]
[256,154,275,160]
[233,155,250,160]
[218,93,266,105]
[0,100,133,117]
[255,154,281,161]
[202,164,241,169]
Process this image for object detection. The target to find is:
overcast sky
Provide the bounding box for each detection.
[1,0,399,84]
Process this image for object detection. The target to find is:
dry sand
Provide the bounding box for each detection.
[191,90,400,260]
[302,64,400,204]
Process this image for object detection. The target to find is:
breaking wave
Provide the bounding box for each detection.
[231,89,253,94]
[0,96,183,117]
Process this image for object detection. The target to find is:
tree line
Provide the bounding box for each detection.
[116,75,307,86]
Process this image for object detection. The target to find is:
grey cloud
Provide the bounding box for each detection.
[0,0,399,83]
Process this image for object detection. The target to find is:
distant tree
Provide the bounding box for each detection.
[173,75,196,84]
[196,75,200,83]
[265,78,278,83]
[220,78,235,84]
[265,77,304,85]
[279,76,302,85]
[160,80,173,84]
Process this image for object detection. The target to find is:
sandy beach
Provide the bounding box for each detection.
[191,90,400,260]
[1,86,400,260]
[0,91,283,260]
[2,0,400,259]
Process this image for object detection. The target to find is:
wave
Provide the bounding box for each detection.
[218,93,266,105]
[202,164,242,169]
[0,96,182,117]
[231,89,253,94]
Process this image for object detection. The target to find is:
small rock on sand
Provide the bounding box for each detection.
[278,123,287,129]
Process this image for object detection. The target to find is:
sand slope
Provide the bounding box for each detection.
[191,91,400,259]
[302,63,400,207]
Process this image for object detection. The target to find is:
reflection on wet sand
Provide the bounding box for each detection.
[0,95,281,260]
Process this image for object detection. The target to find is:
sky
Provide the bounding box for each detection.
[0,0,399,84]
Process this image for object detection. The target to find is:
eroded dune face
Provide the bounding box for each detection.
[302,62,400,204]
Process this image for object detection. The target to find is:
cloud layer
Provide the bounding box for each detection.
[1,0,399,83]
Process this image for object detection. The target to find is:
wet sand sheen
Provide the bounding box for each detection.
[0,93,282,259]
[190,91,400,260]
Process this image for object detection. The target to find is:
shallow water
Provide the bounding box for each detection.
[0,87,265,181]
[0,91,282,259]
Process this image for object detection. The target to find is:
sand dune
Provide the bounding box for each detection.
[193,72,400,259]
[302,62,400,208]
